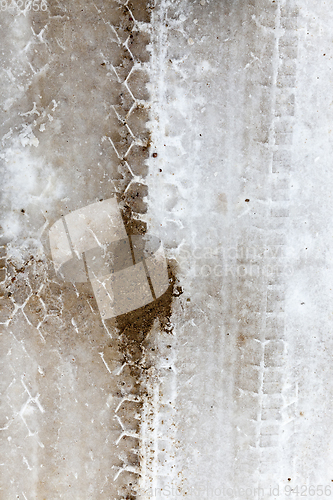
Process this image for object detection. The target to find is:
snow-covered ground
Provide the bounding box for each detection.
[1,0,333,498]
[146,0,333,497]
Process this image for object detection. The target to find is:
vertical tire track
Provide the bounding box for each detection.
[0,1,180,498]
[232,0,299,494]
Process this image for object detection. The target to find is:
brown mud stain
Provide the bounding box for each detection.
[115,199,182,371]
[103,259,181,382]
[116,260,180,336]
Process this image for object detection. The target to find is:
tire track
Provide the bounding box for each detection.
[233,0,299,494]
[0,1,178,498]
[258,0,299,488]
